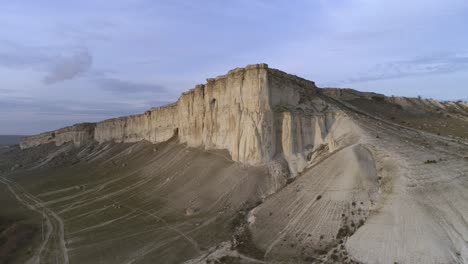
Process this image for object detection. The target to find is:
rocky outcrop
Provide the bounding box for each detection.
[20,64,355,175]
[94,103,179,144]
[19,123,95,149]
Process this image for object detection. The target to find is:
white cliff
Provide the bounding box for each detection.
[19,123,95,149]
[20,64,355,176]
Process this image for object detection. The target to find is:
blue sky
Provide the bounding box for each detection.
[1,0,468,134]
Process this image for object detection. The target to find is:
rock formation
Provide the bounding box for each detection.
[19,123,95,149]
[20,64,357,176]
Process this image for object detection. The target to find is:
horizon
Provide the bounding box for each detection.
[2,87,467,137]
[1,83,468,137]
[1,0,468,134]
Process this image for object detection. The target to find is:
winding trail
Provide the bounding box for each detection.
[0,177,69,264]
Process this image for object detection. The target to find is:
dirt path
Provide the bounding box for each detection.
[0,177,69,264]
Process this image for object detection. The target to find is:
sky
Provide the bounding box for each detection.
[1,0,468,135]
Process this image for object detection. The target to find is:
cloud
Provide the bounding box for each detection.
[95,77,166,94]
[43,49,93,84]
[0,41,93,84]
[333,53,468,85]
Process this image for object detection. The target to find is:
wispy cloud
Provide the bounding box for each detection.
[43,49,93,84]
[0,42,93,84]
[332,53,468,85]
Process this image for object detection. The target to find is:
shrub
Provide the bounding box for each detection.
[359,219,365,227]
[330,254,339,261]
[336,226,351,239]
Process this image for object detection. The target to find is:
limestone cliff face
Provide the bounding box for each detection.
[93,64,274,165]
[19,123,95,149]
[20,64,355,175]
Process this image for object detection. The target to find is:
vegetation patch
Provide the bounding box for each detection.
[230,206,265,260]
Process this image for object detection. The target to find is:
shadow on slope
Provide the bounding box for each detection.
[1,139,276,264]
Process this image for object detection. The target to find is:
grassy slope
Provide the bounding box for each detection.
[0,184,42,264]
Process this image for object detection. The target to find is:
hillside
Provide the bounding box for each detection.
[1,64,467,264]
[322,88,468,139]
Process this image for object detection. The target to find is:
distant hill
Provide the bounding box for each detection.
[0,135,27,145]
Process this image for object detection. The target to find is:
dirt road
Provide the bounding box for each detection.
[0,177,69,264]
